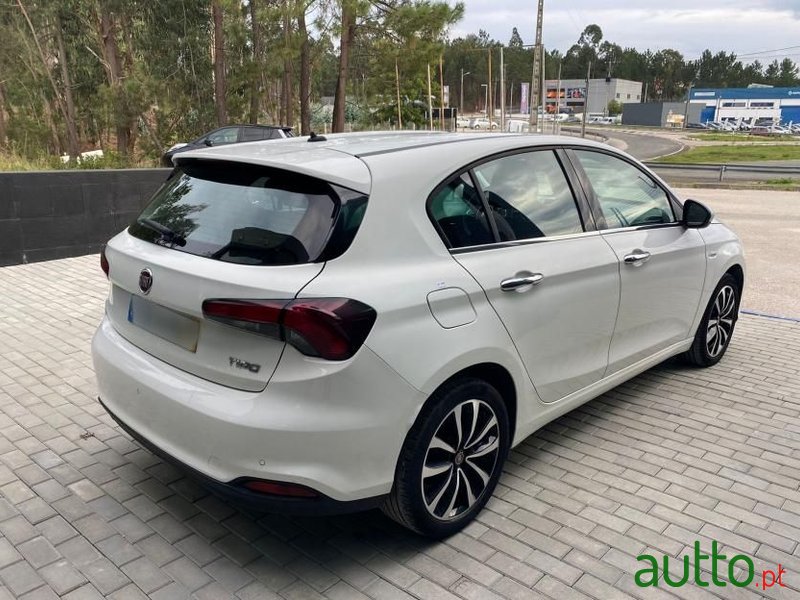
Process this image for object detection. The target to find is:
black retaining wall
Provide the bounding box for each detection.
[0,169,171,267]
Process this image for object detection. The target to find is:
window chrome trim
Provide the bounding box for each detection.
[450,230,601,254]
[598,222,684,235]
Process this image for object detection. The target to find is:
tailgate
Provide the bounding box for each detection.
[105,234,322,391]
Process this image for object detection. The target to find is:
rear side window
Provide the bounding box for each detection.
[129,160,367,266]
[473,150,583,240]
[240,127,268,141]
[429,173,494,248]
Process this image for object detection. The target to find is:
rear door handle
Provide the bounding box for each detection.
[500,273,544,292]
[623,250,651,266]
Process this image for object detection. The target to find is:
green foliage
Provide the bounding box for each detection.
[607,100,623,116]
[0,0,798,169]
[659,145,800,164]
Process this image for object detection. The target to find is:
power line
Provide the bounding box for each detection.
[736,45,800,58]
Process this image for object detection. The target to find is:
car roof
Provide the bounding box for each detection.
[174,131,613,194]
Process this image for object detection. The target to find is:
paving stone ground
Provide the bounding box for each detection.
[1,254,799,599]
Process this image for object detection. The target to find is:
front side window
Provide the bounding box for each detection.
[129,160,366,265]
[473,150,584,240]
[573,150,675,229]
[429,173,493,248]
[207,127,239,145]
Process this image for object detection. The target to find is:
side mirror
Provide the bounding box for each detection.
[204,138,214,147]
[682,199,713,229]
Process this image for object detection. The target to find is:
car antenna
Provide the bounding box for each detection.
[308,131,327,142]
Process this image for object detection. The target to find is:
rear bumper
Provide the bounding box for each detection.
[92,317,422,504]
[99,396,384,514]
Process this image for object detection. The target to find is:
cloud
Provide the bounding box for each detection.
[763,0,800,14]
[453,0,800,60]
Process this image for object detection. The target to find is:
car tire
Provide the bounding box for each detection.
[382,377,509,538]
[682,273,740,367]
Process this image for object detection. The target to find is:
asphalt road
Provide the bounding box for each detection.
[674,187,800,318]
[590,128,685,161]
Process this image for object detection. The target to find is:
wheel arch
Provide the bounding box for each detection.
[725,263,745,296]
[415,362,518,444]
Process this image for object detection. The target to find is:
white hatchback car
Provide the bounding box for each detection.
[93,132,744,537]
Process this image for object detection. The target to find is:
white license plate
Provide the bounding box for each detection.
[127,296,200,352]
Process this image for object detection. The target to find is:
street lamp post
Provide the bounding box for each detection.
[481,84,488,116]
[460,70,470,117]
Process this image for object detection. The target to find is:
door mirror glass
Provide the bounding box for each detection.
[682,199,713,228]
[203,138,213,147]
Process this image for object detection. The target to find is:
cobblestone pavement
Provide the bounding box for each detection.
[1,254,799,599]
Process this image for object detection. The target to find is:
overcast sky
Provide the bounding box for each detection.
[451,0,800,63]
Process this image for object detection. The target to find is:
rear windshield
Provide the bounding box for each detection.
[129,160,367,265]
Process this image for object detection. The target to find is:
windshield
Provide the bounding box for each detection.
[129,160,366,266]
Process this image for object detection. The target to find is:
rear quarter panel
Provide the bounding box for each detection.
[299,144,540,444]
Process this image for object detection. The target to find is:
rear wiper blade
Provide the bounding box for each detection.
[137,218,186,247]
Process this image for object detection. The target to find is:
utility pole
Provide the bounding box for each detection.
[541,44,545,132]
[487,49,493,125]
[553,61,561,134]
[460,69,470,118]
[529,0,544,129]
[395,58,402,129]
[581,61,591,138]
[683,82,693,129]
[439,57,445,130]
[500,47,505,131]
[427,64,433,130]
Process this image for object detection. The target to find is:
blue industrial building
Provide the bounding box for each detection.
[689,87,800,126]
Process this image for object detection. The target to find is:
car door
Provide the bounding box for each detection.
[436,149,621,404]
[568,149,706,374]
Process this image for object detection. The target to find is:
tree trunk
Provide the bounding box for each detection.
[332,2,355,133]
[41,92,61,155]
[98,7,130,155]
[281,4,293,127]
[298,7,311,135]
[16,0,80,158]
[0,84,7,150]
[248,0,262,124]
[212,0,227,126]
[120,12,136,154]
[54,13,80,158]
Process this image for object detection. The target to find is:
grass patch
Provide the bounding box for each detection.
[659,145,800,164]
[765,178,800,189]
[689,133,798,142]
[1,149,155,171]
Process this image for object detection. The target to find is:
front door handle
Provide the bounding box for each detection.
[623,250,651,266]
[500,273,544,292]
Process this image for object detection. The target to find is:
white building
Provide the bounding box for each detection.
[544,78,643,115]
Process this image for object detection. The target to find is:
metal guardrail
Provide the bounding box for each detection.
[560,127,607,143]
[645,162,800,182]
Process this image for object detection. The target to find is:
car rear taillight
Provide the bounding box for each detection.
[241,479,319,498]
[100,247,110,278]
[202,298,376,361]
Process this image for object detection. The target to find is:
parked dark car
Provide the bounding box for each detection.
[161,125,293,167]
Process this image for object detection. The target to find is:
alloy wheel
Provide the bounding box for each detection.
[706,285,736,358]
[421,399,500,521]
